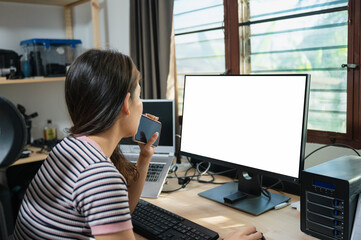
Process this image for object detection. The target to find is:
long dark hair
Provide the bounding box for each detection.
[65,49,139,183]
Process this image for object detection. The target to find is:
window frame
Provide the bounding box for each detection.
[224,0,361,148]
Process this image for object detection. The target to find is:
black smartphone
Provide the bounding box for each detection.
[133,114,161,146]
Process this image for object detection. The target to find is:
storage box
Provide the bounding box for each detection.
[20,38,82,77]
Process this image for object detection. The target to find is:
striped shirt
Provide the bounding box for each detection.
[12,136,132,240]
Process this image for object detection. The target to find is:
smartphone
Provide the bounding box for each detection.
[133,114,161,146]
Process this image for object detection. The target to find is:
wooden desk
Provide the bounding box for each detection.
[136,174,315,240]
[10,152,315,239]
[11,146,48,166]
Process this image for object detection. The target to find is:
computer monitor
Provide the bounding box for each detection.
[180,74,310,215]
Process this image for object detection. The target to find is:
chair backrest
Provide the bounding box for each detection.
[0,97,27,239]
[0,188,11,239]
[0,96,27,168]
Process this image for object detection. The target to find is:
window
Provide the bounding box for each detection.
[174,0,225,114]
[174,0,361,148]
[239,0,348,134]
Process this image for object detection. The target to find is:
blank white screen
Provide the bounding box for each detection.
[180,75,308,179]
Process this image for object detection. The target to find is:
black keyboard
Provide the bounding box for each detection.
[132,199,219,240]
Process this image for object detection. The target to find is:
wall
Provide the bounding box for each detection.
[72,0,130,54]
[0,0,130,140]
[304,142,361,168]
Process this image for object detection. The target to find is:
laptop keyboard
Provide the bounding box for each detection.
[146,162,165,182]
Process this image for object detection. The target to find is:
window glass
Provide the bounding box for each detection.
[249,0,348,21]
[241,0,348,133]
[174,0,225,114]
[174,0,223,34]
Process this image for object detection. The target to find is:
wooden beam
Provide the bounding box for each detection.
[239,0,251,74]
[0,0,86,6]
[224,0,240,74]
[64,6,73,39]
[91,0,101,49]
[65,0,89,9]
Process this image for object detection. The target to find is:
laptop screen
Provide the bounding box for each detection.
[119,99,175,154]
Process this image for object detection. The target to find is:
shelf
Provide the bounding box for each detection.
[0,77,65,85]
[0,0,88,7]
[0,0,101,48]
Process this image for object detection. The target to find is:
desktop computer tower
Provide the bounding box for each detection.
[301,155,361,240]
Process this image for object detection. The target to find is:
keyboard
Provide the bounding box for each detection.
[146,162,165,182]
[132,199,219,240]
[131,161,165,182]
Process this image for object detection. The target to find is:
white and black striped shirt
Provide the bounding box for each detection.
[12,136,132,239]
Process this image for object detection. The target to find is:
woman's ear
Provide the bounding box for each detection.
[121,93,131,115]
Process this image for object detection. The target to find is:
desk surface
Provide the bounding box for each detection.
[12,152,314,240]
[136,174,315,240]
[11,146,48,166]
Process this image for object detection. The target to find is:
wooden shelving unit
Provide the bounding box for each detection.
[0,77,65,85]
[0,0,101,48]
[0,0,101,84]
[0,0,84,5]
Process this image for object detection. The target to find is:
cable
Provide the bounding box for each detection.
[162,165,198,193]
[163,161,236,193]
[195,162,213,183]
[161,176,192,193]
[304,143,360,160]
[166,166,236,180]
[264,179,284,191]
[261,189,271,198]
[260,176,284,199]
[195,168,237,184]
[196,162,211,175]
[259,175,270,199]
[196,174,215,184]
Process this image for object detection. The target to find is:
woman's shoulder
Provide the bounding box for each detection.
[51,137,110,168]
[75,160,128,188]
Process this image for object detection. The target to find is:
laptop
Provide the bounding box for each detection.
[119,99,175,198]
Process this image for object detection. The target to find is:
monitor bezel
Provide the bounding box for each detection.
[179,74,310,184]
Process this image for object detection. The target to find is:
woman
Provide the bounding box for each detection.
[12,49,263,240]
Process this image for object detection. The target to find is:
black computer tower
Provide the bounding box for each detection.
[301,155,361,240]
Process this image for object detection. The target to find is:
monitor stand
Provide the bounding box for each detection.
[198,171,290,216]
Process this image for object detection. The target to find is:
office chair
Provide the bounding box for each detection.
[0,96,27,239]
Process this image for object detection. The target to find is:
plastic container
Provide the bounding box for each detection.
[20,38,82,77]
[22,53,32,78]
